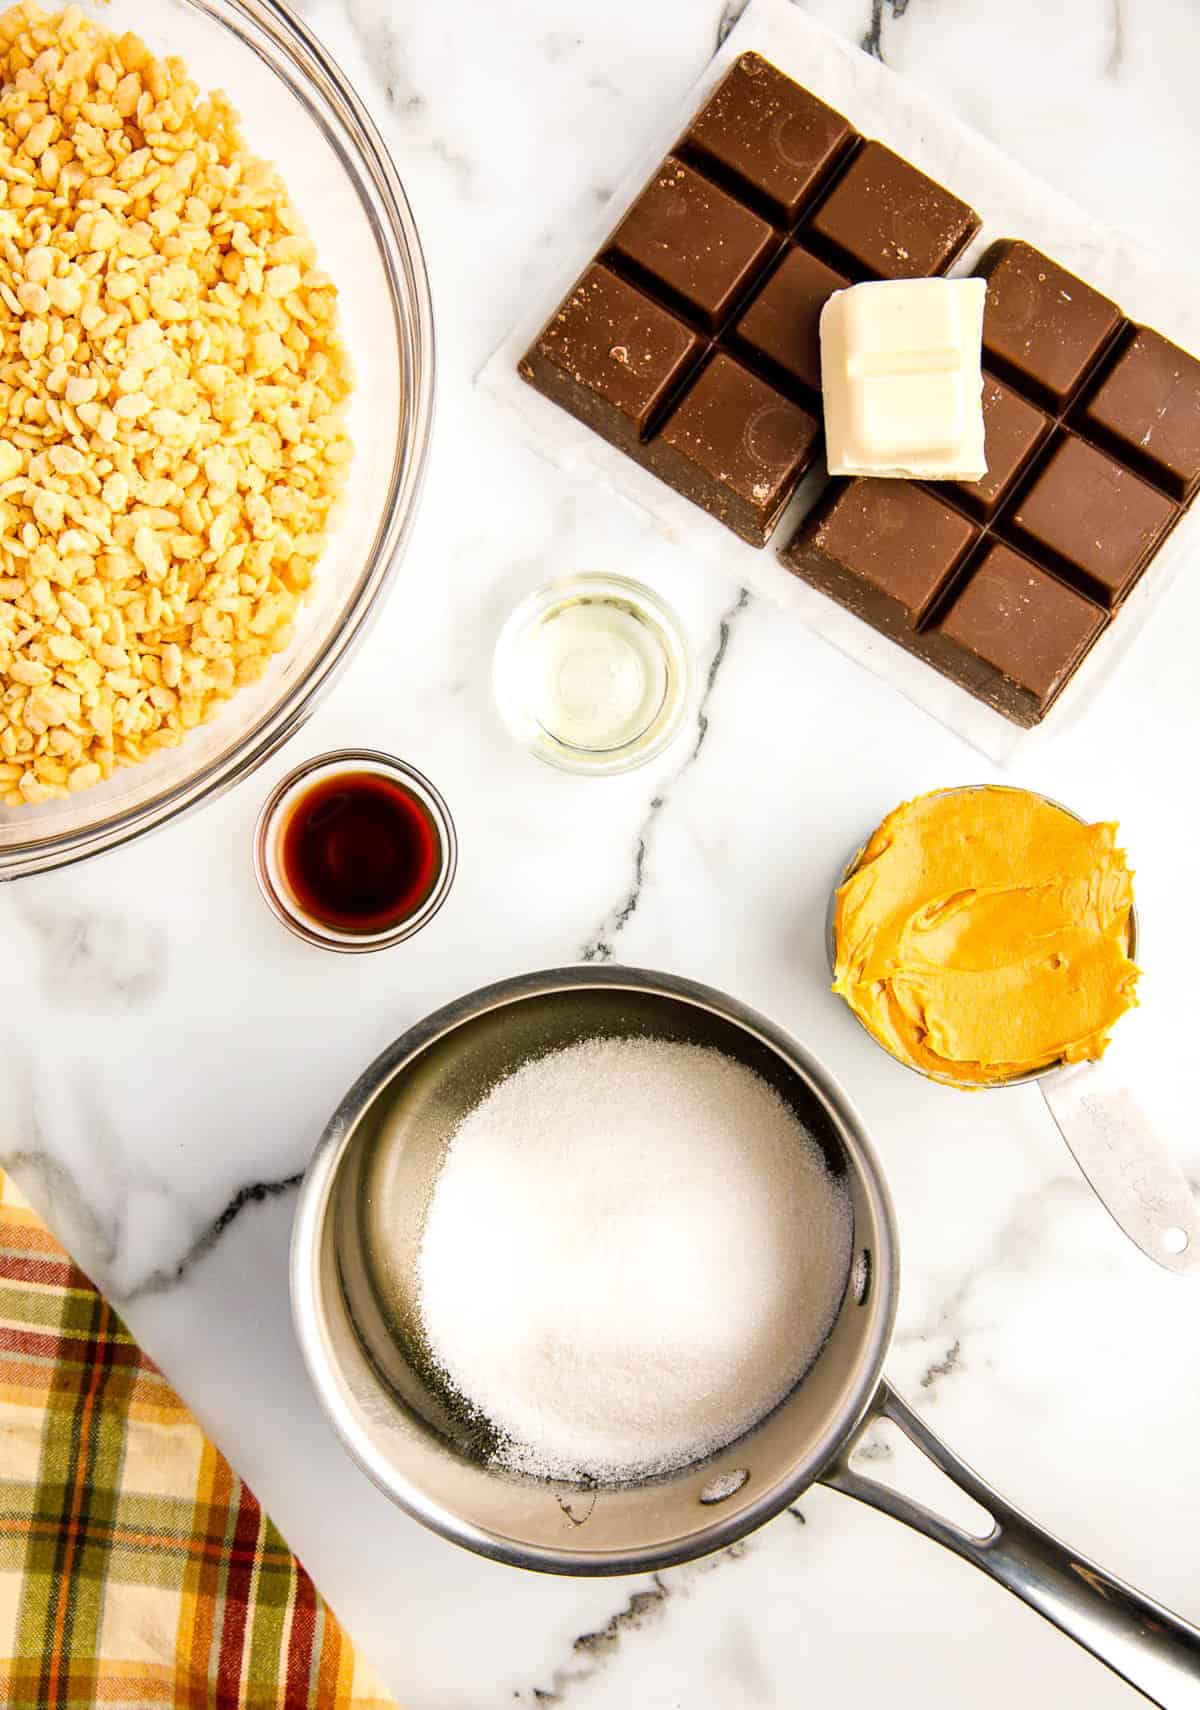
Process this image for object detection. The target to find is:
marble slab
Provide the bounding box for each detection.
[2,1,1199,1707]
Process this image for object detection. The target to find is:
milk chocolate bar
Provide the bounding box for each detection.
[519,51,1200,724]
[519,53,979,545]
[782,235,1200,725]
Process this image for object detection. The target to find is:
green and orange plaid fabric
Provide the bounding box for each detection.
[0,1168,397,1709]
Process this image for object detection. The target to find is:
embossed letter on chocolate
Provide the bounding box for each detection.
[519,52,979,545]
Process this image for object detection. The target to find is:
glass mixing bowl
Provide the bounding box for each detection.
[0,0,434,878]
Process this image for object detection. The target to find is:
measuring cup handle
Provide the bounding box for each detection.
[822,1382,1200,1708]
[1038,1058,1200,1276]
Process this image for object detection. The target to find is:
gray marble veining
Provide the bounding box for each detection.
[2,1,1199,1706]
[580,590,750,963]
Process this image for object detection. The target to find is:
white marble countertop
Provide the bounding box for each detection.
[3,0,1200,1705]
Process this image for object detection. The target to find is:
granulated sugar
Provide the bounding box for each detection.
[415,1037,853,1482]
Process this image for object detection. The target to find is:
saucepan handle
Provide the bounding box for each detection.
[821,1381,1200,1708]
[1038,1059,1200,1276]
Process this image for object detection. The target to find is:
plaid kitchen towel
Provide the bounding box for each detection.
[0,1167,396,1709]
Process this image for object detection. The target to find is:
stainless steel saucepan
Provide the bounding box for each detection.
[291,966,1200,1708]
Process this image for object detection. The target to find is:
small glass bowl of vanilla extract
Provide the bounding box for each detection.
[253,750,457,951]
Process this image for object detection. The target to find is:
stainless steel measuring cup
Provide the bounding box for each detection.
[827,785,1200,1277]
[292,965,1200,1707]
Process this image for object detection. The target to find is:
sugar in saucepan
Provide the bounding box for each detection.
[416,1037,853,1483]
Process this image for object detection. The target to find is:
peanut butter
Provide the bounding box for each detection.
[832,787,1139,1086]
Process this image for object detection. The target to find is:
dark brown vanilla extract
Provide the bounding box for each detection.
[280,771,442,933]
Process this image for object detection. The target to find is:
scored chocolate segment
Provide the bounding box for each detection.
[979,240,1122,409]
[780,479,978,632]
[950,374,1053,520]
[1008,433,1175,608]
[1082,327,1200,500]
[929,542,1107,726]
[518,264,706,452]
[609,156,777,328]
[684,52,855,223]
[648,353,821,546]
[805,142,980,280]
[733,247,849,396]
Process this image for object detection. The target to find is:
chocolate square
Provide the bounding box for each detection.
[609,156,777,327]
[733,246,849,396]
[649,353,820,545]
[950,374,1053,519]
[979,241,1122,409]
[686,53,855,223]
[781,479,978,631]
[929,542,1106,725]
[518,264,706,451]
[806,142,980,280]
[1008,433,1175,607]
[1083,327,1200,500]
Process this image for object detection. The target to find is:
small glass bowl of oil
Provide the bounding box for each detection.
[493,575,692,775]
[253,749,457,951]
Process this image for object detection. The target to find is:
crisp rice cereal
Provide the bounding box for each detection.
[0,2,352,804]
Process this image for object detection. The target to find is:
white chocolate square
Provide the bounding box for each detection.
[819,277,987,479]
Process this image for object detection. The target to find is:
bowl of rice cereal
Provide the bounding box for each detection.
[0,0,433,874]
